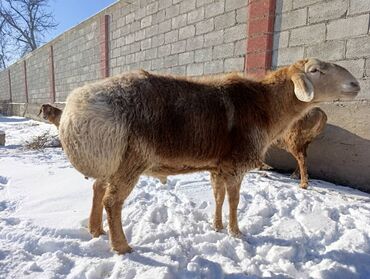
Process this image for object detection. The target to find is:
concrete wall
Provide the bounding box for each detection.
[53,17,101,102]
[0,0,248,105]
[0,71,9,101]
[26,47,52,104]
[9,61,26,103]
[107,0,247,76]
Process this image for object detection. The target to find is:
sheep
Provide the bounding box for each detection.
[47,103,324,189]
[38,104,63,127]
[261,107,328,189]
[59,58,360,254]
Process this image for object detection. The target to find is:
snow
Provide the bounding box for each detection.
[0,115,370,279]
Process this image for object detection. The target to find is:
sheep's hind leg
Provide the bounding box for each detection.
[211,172,226,232]
[89,179,107,237]
[104,156,146,254]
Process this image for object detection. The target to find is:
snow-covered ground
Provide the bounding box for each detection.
[0,115,369,279]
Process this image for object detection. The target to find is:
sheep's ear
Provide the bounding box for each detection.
[291,73,314,102]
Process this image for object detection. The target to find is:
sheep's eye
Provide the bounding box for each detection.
[309,68,320,74]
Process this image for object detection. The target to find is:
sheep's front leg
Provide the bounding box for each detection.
[224,174,243,237]
[89,179,107,237]
[211,172,226,231]
[292,149,308,189]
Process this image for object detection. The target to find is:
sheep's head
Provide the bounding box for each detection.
[38,104,61,121]
[288,58,360,102]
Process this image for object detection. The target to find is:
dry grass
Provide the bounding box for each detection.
[25,132,61,150]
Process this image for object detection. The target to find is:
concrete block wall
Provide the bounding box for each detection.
[0,71,9,101]
[9,61,26,103]
[26,47,51,104]
[107,0,247,77]
[53,18,101,102]
[0,0,247,108]
[273,0,370,100]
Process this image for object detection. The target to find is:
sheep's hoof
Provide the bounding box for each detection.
[228,227,243,238]
[89,228,106,238]
[213,222,224,232]
[113,245,133,255]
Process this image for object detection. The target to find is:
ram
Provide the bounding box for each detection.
[59,58,360,254]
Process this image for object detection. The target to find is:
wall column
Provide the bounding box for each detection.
[23,61,29,103]
[49,45,56,103]
[8,69,12,102]
[100,15,110,78]
[245,0,276,76]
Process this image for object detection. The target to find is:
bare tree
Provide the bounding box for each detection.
[0,20,8,69]
[0,0,57,69]
[0,37,8,69]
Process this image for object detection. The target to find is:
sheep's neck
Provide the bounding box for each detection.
[262,76,313,144]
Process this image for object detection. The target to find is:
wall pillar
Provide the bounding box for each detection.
[245,0,276,76]
[100,15,110,78]
[23,60,29,103]
[49,45,56,103]
[8,69,12,102]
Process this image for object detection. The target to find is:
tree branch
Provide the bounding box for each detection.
[0,0,57,63]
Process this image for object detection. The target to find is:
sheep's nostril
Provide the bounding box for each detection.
[350,81,360,89]
[342,81,360,93]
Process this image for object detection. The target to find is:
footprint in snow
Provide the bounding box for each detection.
[1,217,21,226]
[0,200,17,212]
[85,260,115,279]
[149,206,169,224]
[0,176,9,190]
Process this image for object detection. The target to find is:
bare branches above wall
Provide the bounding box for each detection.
[0,0,57,69]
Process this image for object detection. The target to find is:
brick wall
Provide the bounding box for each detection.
[273,0,370,99]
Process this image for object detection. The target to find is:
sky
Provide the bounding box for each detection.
[46,0,117,41]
